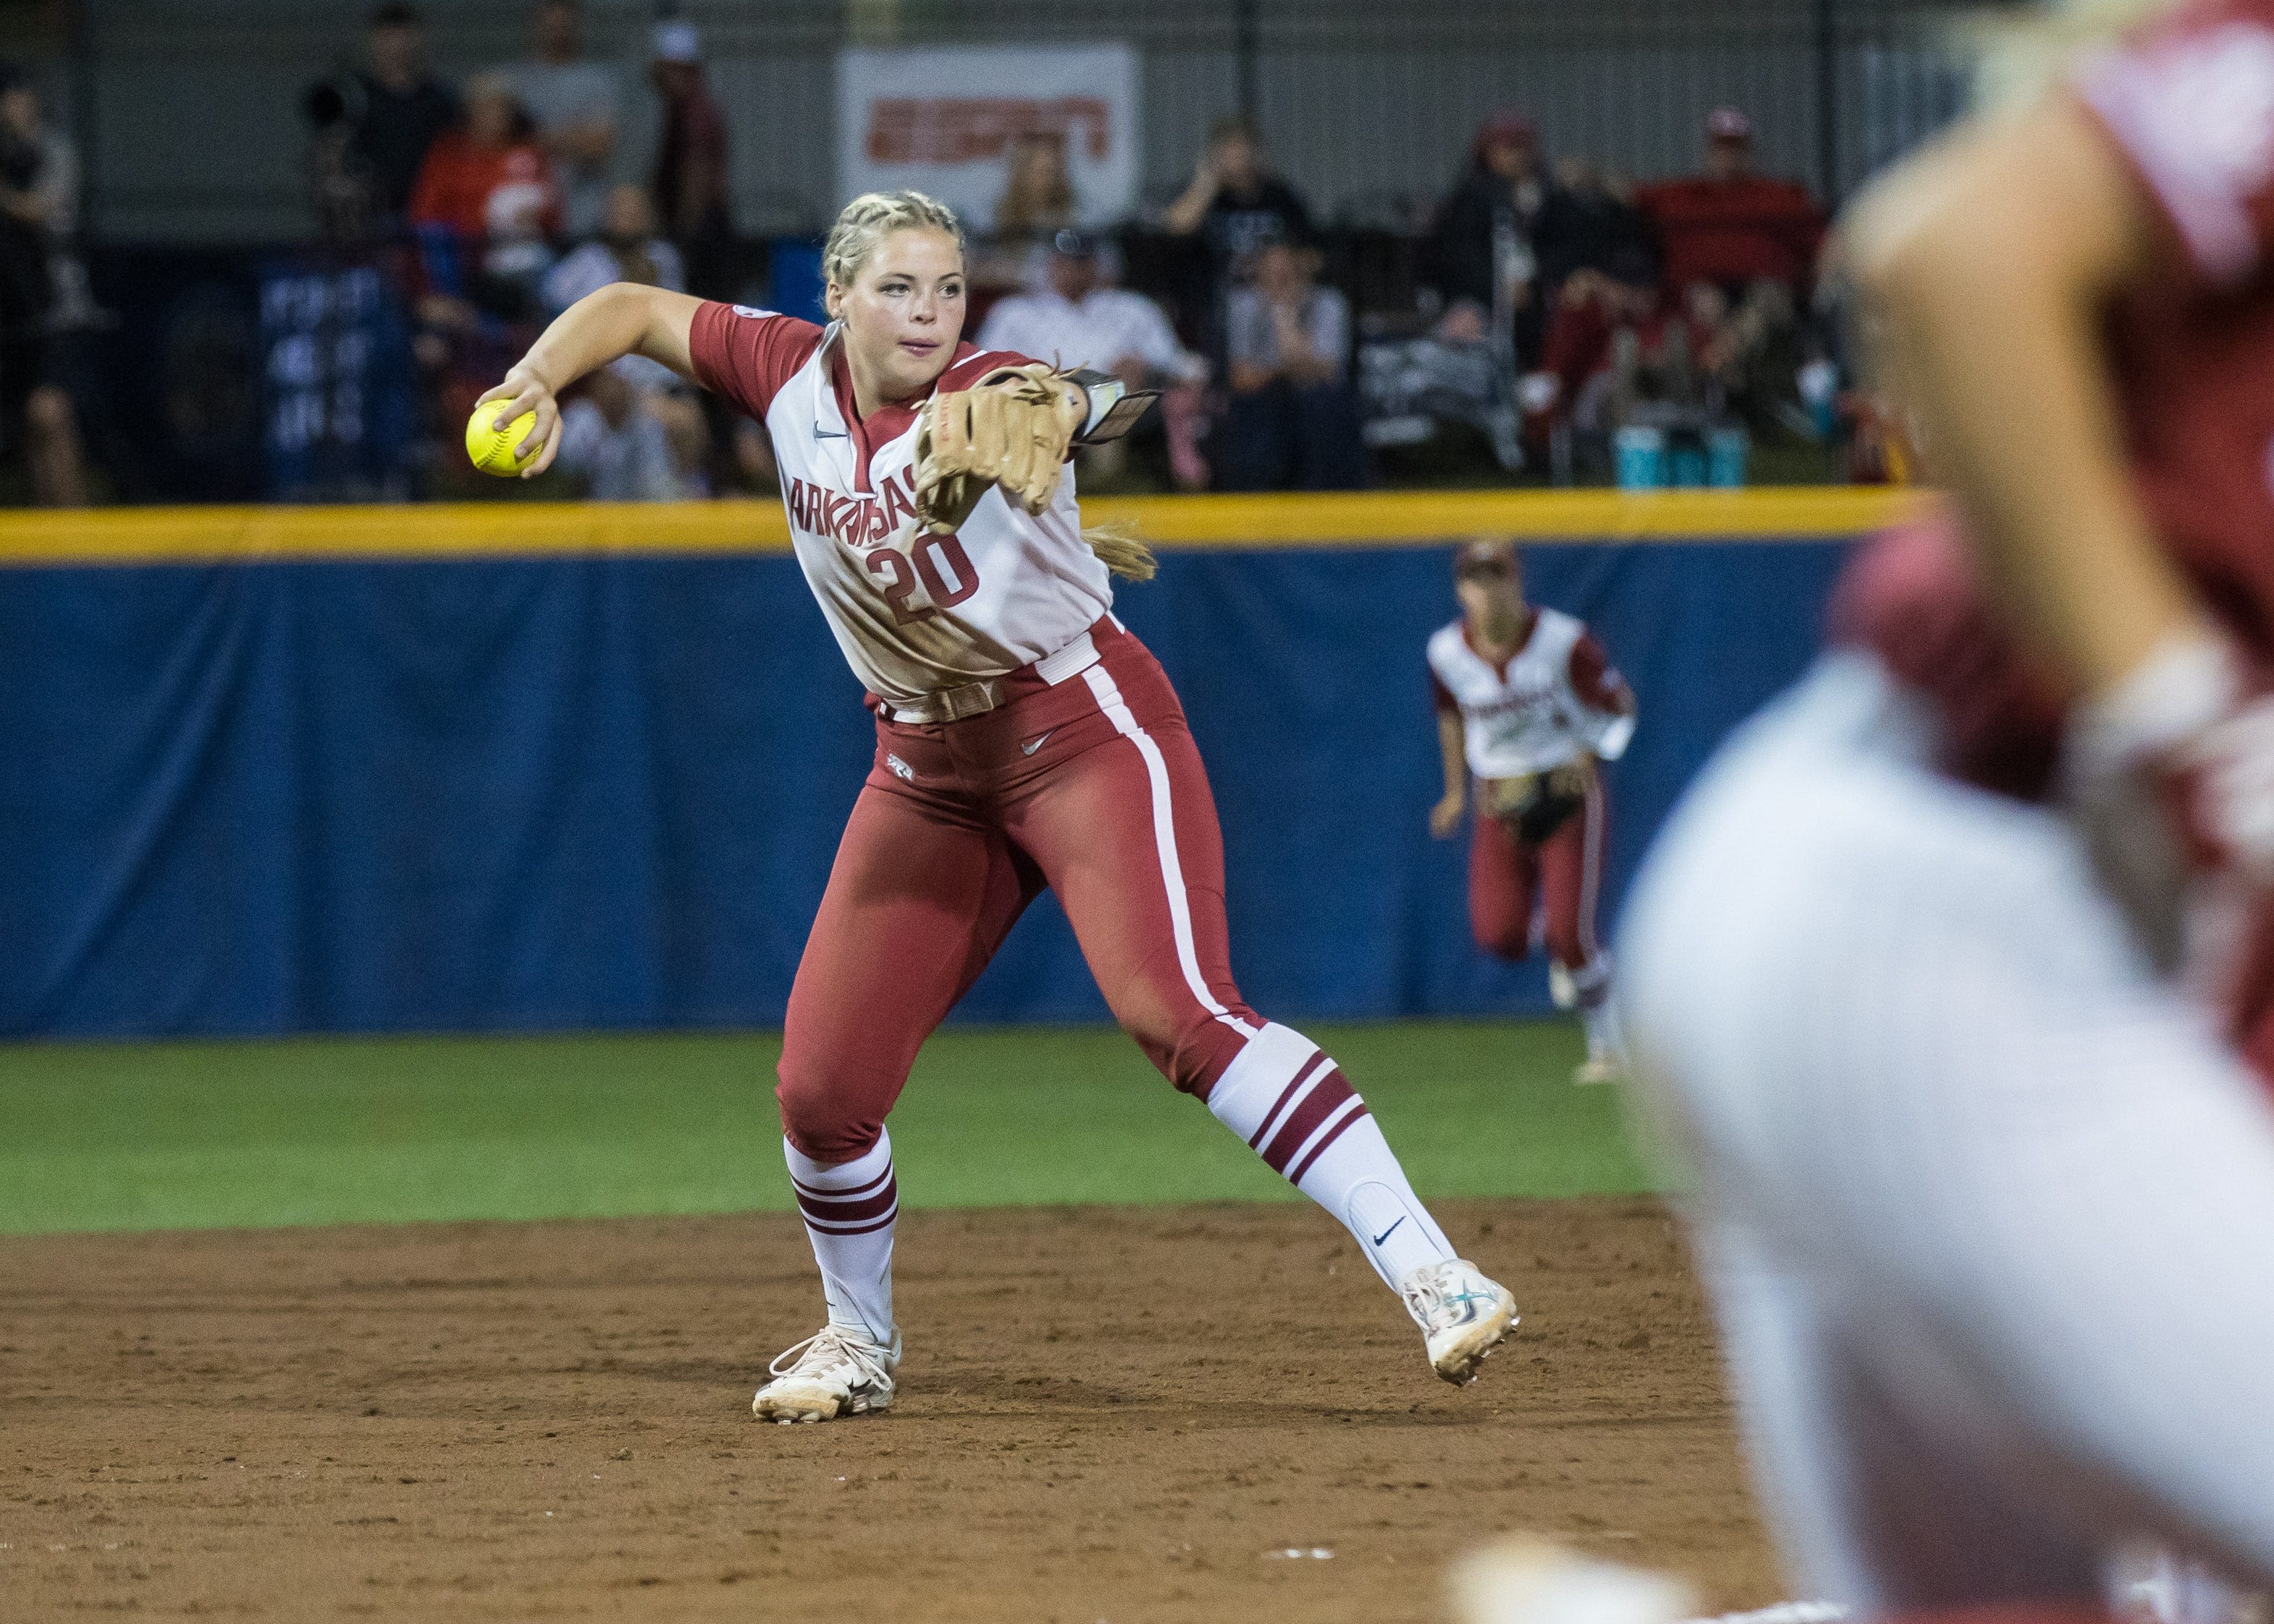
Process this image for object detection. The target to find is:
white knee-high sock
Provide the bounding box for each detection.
[1564,954,1621,1060]
[1206,1023,1456,1290]
[784,1131,897,1342]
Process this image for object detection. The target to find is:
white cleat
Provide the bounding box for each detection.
[1573,1053,1624,1086]
[752,1323,901,1425]
[1448,1536,1696,1624]
[1404,1258,1519,1385]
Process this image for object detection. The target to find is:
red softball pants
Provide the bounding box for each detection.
[777,618,1266,1164]
[1467,775,1609,971]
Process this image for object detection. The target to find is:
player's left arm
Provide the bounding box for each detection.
[1567,632,1637,768]
[1844,96,2187,697]
[1850,25,2274,964]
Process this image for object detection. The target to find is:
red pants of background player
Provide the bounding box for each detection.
[1467,778,1608,973]
[778,618,1266,1164]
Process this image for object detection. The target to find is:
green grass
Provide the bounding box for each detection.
[0,1019,1652,1236]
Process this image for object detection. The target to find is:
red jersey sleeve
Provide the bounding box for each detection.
[687,302,825,420]
[1567,632,1636,716]
[2075,0,2274,285]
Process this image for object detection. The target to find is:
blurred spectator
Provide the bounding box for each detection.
[544,183,708,491]
[1164,116,1314,281]
[1218,238,1367,491]
[1634,107,1825,296]
[977,228,1210,490]
[995,132,1078,243]
[1426,111,1546,353]
[1530,156,1657,297]
[973,130,1078,292]
[498,0,617,239]
[1524,271,1743,464]
[301,79,369,242]
[1,63,99,505]
[410,74,561,303]
[338,4,459,233]
[557,366,684,499]
[544,182,685,316]
[408,72,558,450]
[648,21,734,299]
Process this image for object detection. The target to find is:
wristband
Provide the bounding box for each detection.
[2063,630,2239,785]
[1065,369,1160,445]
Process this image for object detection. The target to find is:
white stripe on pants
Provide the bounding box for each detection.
[1621,654,2274,1604]
[1079,661,1259,1039]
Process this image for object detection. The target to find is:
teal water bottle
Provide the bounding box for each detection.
[1708,426,1750,488]
[1614,426,1665,491]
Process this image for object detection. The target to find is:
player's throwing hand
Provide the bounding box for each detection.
[473,361,566,479]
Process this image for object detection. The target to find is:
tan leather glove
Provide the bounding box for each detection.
[911,364,1089,534]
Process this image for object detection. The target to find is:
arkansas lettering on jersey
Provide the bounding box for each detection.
[1429,610,1636,778]
[687,301,1112,703]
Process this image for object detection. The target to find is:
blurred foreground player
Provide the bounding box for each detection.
[1622,0,2274,1607]
[1429,538,1636,1083]
[476,189,1515,1424]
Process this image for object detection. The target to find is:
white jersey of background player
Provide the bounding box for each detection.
[1623,0,2274,1613]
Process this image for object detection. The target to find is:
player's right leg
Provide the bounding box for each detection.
[1005,635,1516,1385]
[1621,654,2274,1596]
[757,773,1040,1425]
[1468,807,1538,961]
[1537,780,1621,1083]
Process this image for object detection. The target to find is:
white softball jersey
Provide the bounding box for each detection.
[1621,652,2274,1598]
[688,302,1113,705]
[1427,609,1636,779]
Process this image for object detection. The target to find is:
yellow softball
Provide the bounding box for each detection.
[465,403,540,476]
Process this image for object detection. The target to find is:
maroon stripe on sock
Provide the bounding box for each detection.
[802,1208,898,1236]
[1285,1101,1370,1186]
[1260,1067,1356,1174]
[795,1177,897,1225]
[1245,1052,1331,1149]
[789,1162,895,1203]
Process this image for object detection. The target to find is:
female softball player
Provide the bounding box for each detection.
[1428,537,1636,1083]
[476,189,1515,1424]
[1622,0,2274,1607]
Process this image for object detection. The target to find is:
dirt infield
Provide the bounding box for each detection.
[1,1197,1777,1621]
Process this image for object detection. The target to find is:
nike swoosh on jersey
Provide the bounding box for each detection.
[1021,731,1054,756]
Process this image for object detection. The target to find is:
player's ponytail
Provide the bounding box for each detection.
[1080,521,1157,583]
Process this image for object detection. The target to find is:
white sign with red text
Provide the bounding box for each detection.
[836,44,1140,234]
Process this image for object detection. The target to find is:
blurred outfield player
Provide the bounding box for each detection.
[476,189,1516,1425]
[1428,538,1636,1083]
[1621,0,2274,1610]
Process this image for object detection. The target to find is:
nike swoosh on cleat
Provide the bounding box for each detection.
[1021,731,1053,756]
[1371,1217,1406,1247]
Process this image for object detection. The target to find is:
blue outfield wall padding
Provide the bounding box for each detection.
[0,540,1851,1038]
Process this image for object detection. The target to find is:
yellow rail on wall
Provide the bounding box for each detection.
[0,487,1923,567]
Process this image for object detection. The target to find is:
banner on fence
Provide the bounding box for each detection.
[836,43,1141,233]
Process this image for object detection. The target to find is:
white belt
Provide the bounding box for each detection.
[887,631,1100,725]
